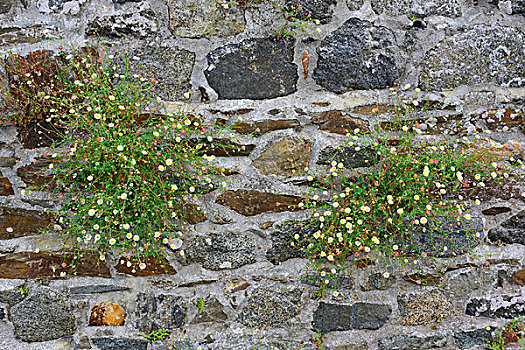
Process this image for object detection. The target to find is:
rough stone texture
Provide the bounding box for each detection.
[0,251,111,279]
[488,210,525,245]
[182,203,206,224]
[512,269,525,286]
[114,256,176,276]
[217,189,303,216]
[400,217,483,257]
[346,0,364,11]
[205,38,298,100]
[168,0,245,38]
[465,296,525,319]
[237,288,302,327]
[0,176,14,195]
[0,143,17,167]
[454,328,494,349]
[370,0,462,17]
[378,334,447,350]
[135,293,186,333]
[398,289,453,325]
[266,220,319,264]
[224,118,300,135]
[314,18,402,93]
[0,0,15,13]
[302,272,353,289]
[284,0,337,24]
[318,145,378,168]
[482,206,512,216]
[69,285,130,294]
[86,3,158,38]
[117,45,194,101]
[253,137,310,177]
[421,26,525,90]
[0,207,53,239]
[191,298,227,323]
[0,288,28,306]
[89,302,127,326]
[360,273,394,291]
[185,232,256,270]
[312,110,370,135]
[9,288,76,342]
[17,120,65,149]
[313,302,391,334]
[91,338,148,350]
[16,156,54,190]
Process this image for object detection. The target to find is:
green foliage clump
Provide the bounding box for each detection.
[1,44,222,272]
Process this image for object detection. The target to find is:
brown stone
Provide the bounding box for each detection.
[402,272,444,286]
[480,109,525,131]
[17,156,55,190]
[482,207,512,216]
[183,203,206,224]
[216,189,303,216]
[191,298,227,323]
[192,139,255,157]
[0,157,17,167]
[0,207,53,239]
[210,108,254,116]
[312,110,369,135]
[17,118,66,150]
[0,177,14,196]
[259,221,274,230]
[351,104,396,115]
[230,119,300,135]
[115,256,176,277]
[89,302,127,326]
[512,269,525,286]
[252,137,310,177]
[0,251,111,279]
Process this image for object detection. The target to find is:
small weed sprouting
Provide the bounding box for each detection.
[484,317,525,349]
[17,287,29,299]
[299,86,524,275]
[141,328,170,344]
[0,43,224,274]
[196,298,205,312]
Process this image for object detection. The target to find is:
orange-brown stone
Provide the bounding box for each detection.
[17,156,55,190]
[312,110,370,135]
[89,302,127,326]
[512,269,525,286]
[115,256,176,277]
[252,137,310,177]
[183,203,206,224]
[216,189,303,216]
[0,207,53,239]
[0,177,14,196]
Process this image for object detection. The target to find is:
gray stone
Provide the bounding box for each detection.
[302,272,353,289]
[454,328,495,349]
[400,217,483,257]
[185,232,256,270]
[346,0,364,11]
[420,26,525,90]
[205,37,298,100]
[86,3,158,38]
[78,336,91,349]
[333,342,369,350]
[0,287,27,306]
[465,296,525,319]
[266,220,320,264]
[135,293,186,333]
[318,146,378,168]
[9,288,76,342]
[207,335,317,350]
[69,285,130,294]
[313,18,402,93]
[91,338,148,350]
[371,0,462,17]
[0,0,15,14]
[488,210,525,245]
[113,0,141,3]
[191,298,227,323]
[398,290,453,325]
[284,0,337,24]
[313,302,391,334]
[168,0,245,38]
[116,45,194,101]
[252,137,310,177]
[360,273,394,291]
[237,288,302,327]
[48,0,74,11]
[378,334,447,350]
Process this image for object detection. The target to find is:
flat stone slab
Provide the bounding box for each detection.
[313,302,392,334]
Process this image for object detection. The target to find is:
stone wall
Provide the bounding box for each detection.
[1,0,525,349]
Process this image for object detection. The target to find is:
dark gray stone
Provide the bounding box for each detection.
[185,232,256,270]
[318,146,378,168]
[91,338,148,350]
[266,221,320,264]
[454,328,495,349]
[360,273,394,291]
[86,3,158,38]
[421,26,525,90]
[205,37,298,100]
[371,0,462,17]
[465,296,525,319]
[135,293,186,333]
[0,288,27,306]
[284,0,337,24]
[78,336,91,349]
[488,210,525,245]
[69,285,130,294]
[378,334,447,350]
[313,302,391,334]
[313,18,402,93]
[113,45,194,101]
[48,0,74,11]
[302,272,353,289]
[237,288,302,327]
[399,217,483,257]
[9,288,76,342]
[346,0,364,11]
[0,0,15,13]
[113,0,141,3]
